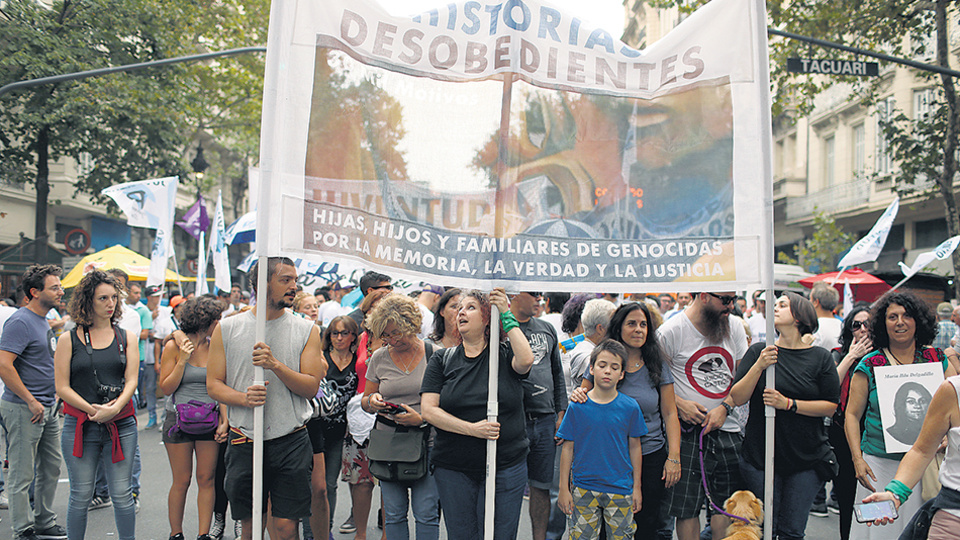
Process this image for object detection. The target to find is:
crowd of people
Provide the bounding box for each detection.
[2,260,960,540]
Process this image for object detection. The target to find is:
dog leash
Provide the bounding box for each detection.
[697,427,751,524]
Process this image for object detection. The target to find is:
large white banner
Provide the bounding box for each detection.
[258,0,771,292]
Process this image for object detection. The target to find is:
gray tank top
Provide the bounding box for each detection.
[220,310,315,440]
[166,362,214,411]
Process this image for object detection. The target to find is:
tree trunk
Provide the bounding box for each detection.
[933,1,960,299]
[34,126,50,264]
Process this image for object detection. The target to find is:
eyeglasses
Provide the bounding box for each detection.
[330,331,354,337]
[380,329,403,341]
[851,321,868,330]
[707,293,736,305]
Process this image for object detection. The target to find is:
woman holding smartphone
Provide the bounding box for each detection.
[362,294,440,540]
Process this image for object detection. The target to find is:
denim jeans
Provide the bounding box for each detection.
[740,457,821,540]
[381,472,440,540]
[62,415,138,540]
[434,460,527,540]
[0,399,62,536]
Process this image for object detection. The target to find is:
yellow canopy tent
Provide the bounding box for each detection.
[61,244,194,288]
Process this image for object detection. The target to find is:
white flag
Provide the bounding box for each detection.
[196,231,209,295]
[210,191,232,293]
[843,281,854,318]
[102,177,179,229]
[143,177,179,288]
[837,197,899,268]
[898,235,960,281]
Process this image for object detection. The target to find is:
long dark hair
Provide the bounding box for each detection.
[429,288,462,342]
[838,305,872,356]
[870,291,937,349]
[607,302,668,386]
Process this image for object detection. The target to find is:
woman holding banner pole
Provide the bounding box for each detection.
[845,291,957,539]
[420,288,533,540]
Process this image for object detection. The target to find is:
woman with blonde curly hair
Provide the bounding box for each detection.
[362,294,440,540]
[292,291,319,324]
[54,270,140,540]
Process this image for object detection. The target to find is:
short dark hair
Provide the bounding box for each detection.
[359,271,392,295]
[68,270,123,327]
[561,294,594,334]
[870,291,938,349]
[322,315,360,353]
[784,292,819,336]
[105,268,129,288]
[177,296,224,334]
[543,292,570,314]
[248,257,296,292]
[21,264,63,301]
[589,339,628,368]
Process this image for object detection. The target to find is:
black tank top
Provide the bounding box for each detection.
[69,327,126,404]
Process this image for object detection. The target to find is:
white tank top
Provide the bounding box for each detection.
[939,376,960,516]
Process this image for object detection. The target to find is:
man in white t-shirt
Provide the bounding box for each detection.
[810,283,842,350]
[747,292,767,344]
[319,280,354,327]
[658,291,748,540]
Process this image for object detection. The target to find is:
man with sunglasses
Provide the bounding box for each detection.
[346,271,393,328]
[656,291,748,540]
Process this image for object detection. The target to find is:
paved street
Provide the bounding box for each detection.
[0,410,841,539]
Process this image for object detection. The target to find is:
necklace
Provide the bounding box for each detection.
[394,344,423,374]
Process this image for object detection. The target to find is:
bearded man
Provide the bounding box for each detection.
[656,292,748,540]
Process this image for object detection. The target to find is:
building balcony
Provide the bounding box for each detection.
[785,180,871,222]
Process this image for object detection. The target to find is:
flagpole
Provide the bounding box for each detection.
[484,72,514,540]
[829,266,847,286]
[890,275,912,291]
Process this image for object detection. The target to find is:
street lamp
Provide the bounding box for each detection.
[191,141,209,189]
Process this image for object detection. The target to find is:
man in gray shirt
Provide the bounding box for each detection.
[510,291,567,540]
[207,257,325,540]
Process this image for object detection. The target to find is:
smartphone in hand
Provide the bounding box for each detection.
[854,501,898,523]
[381,401,403,415]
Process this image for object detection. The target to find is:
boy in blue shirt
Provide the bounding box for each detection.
[557,339,646,540]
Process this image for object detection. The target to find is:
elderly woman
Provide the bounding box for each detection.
[728,292,840,540]
[159,296,227,540]
[362,294,440,540]
[845,291,957,540]
[570,301,681,539]
[420,288,534,540]
[54,270,140,540]
[427,288,462,348]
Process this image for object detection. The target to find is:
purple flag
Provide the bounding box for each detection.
[176,195,210,241]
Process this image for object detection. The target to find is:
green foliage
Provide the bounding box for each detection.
[790,211,855,274]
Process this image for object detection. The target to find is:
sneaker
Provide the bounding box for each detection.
[234,520,242,540]
[89,495,112,510]
[339,516,357,534]
[210,512,226,540]
[35,524,68,540]
[145,415,157,429]
[809,502,829,518]
[0,491,8,509]
[197,535,215,540]
[15,528,38,540]
[133,494,140,514]
[827,497,840,515]
[169,535,185,540]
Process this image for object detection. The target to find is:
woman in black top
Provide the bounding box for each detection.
[727,292,840,540]
[421,288,534,540]
[54,270,140,540]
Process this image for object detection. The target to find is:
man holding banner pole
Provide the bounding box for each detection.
[206,257,325,540]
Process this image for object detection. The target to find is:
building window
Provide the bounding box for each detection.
[876,97,896,175]
[824,135,835,187]
[852,123,865,180]
[77,152,95,177]
[915,218,948,249]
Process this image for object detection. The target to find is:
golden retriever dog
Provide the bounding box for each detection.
[722,490,763,540]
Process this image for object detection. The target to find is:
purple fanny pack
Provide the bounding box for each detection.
[169,400,219,436]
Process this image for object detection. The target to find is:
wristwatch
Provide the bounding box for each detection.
[789,399,798,413]
[720,401,734,416]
